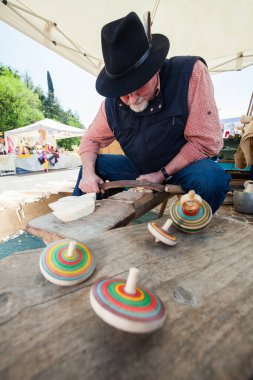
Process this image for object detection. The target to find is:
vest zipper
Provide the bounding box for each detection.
[172,116,175,126]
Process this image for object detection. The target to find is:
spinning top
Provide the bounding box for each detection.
[148,219,177,245]
[40,239,95,286]
[90,268,166,333]
[170,190,212,233]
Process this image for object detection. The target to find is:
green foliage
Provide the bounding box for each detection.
[0,65,85,150]
[42,92,63,120]
[23,73,35,91]
[57,136,81,151]
[41,90,84,151]
[0,66,44,131]
[56,110,83,151]
[60,109,83,127]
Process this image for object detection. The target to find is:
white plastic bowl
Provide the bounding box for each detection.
[49,193,96,211]
[53,197,95,221]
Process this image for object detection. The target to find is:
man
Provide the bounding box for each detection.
[73,12,231,213]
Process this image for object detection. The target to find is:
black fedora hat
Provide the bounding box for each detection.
[96,12,170,98]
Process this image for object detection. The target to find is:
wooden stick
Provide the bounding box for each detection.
[157,199,169,218]
[155,219,173,243]
[100,180,165,192]
[165,184,184,194]
[100,181,184,194]
[67,241,76,257]
[125,268,139,295]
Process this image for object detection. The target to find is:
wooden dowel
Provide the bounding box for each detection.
[125,268,139,295]
[67,241,76,257]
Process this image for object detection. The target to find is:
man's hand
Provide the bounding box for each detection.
[136,171,164,184]
[78,172,104,194]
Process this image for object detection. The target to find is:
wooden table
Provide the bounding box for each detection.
[1,215,253,380]
[26,188,182,244]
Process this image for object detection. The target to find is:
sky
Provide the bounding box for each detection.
[1,20,253,127]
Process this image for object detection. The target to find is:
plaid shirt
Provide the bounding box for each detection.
[79,60,223,175]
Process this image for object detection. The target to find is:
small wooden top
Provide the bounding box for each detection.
[1,215,253,380]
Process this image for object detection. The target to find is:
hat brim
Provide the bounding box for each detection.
[96,34,170,98]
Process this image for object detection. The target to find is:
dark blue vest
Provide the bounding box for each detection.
[105,56,206,174]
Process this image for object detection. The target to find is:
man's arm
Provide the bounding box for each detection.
[137,60,223,183]
[78,101,115,193]
[78,152,104,193]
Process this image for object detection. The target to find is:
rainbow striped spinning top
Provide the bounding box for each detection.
[90,268,166,333]
[40,239,95,286]
[170,190,212,233]
[148,219,177,245]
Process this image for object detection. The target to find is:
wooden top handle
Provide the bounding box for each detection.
[180,190,202,213]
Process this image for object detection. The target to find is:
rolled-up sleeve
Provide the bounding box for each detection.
[180,60,223,162]
[79,101,115,156]
[163,60,224,175]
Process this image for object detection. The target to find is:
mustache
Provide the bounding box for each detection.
[128,96,145,106]
[129,99,149,113]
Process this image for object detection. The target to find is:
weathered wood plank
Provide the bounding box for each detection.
[26,199,135,243]
[1,216,253,380]
[26,190,172,244]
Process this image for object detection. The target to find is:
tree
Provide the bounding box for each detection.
[56,136,81,151]
[42,93,63,120]
[0,66,44,131]
[56,109,84,151]
[47,71,54,95]
[0,65,85,150]
[23,72,35,91]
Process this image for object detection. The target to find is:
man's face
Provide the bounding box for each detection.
[120,72,158,112]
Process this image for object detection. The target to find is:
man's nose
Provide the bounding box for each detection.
[128,92,138,104]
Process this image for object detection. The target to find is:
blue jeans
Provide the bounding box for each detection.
[73,154,231,213]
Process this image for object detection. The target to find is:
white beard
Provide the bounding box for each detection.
[129,97,149,113]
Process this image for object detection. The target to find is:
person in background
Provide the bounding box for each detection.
[15,146,21,155]
[48,146,59,166]
[0,143,5,155]
[73,12,231,213]
[42,147,48,173]
[21,145,30,155]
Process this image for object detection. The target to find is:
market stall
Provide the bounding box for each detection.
[4,118,85,153]
[2,119,84,173]
[0,152,81,174]
[0,155,16,175]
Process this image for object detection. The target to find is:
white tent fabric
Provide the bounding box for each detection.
[4,118,85,151]
[1,0,252,75]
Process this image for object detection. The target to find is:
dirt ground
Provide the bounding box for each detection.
[0,168,79,193]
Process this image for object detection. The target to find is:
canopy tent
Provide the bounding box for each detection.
[0,0,253,74]
[4,118,85,152]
